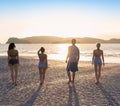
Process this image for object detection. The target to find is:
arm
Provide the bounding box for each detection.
[65,47,70,63]
[37,49,41,57]
[46,55,48,68]
[17,50,19,64]
[77,49,80,63]
[7,51,10,65]
[102,50,104,65]
[92,50,95,64]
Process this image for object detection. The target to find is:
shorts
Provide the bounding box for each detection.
[94,57,102,65]
[9,59,19,65]
[38,62,47,68]
[66,62,78,72]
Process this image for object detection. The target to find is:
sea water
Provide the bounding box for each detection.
[0,44,120,63]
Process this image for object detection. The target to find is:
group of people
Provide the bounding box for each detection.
[7,39,104,86]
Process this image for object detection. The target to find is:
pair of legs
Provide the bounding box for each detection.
[94,64,102,84]
[9,64,18,85]
[67,71,76,84]
[39,68,46,85]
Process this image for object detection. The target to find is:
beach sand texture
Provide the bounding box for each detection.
[0,56,120,106]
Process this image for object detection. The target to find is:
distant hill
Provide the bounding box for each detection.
[76,37,105,43]
[6,36,120,44]
[24,36,65,43]
[107,38,120,43]
[6,37,30,44]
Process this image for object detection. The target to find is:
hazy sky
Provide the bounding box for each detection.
[0,0,120,43]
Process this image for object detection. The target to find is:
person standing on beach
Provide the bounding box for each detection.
[92,43,104,84]
[8,43,19,86]
[38,47,48,85]
[66,39,80,84]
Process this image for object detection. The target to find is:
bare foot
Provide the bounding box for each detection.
[95,81,100,85]
[14,83,17,86]
[72,80,74,84]
[68,80,72,84]
[40,82,42,85]
[12,82,14,85]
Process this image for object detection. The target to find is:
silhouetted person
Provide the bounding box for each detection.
[38,47,48,85]
[92,43,104,84]
[66,39,80,84]
[8,43,19,86]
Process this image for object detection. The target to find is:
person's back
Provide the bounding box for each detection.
[38,53,47,63]
[92,43,104,84]
[8,49,18,59]
[38,47,48,85]
[94,49,103,58]
[66,39,80,84]
[68,45,79,62]
[7,43,19,86]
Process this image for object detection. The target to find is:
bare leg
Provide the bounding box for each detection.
[72,72,75,83]
[39,68,42,84]
[10,65,14,83]
[98,64,102,83]
[14,64,18,85]
[67,71,72,84]
[41,70,44,85]
[42,68,46,84]
[94,65,99,84]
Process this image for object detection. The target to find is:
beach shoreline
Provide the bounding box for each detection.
[0,56,120,105]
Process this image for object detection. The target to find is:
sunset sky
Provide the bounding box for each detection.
[0,0,120,43]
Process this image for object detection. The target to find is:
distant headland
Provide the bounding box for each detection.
[6,36,120,44]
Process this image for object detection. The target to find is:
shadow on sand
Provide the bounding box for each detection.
[2,84,14,96]
[68,84,80,106]
[98,84,119,106]
[22,83,42,106]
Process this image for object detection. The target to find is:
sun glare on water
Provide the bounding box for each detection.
[48,44,70,60]
[57,44,69,60]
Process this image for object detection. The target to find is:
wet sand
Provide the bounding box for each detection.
[0,56,120,106]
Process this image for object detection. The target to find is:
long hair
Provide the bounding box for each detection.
[8,43,15,51]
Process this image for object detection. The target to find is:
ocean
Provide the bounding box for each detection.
[0,44,120,63]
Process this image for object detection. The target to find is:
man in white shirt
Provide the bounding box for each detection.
[65,39,80,84]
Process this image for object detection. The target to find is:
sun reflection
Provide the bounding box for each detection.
[57,44,70,60]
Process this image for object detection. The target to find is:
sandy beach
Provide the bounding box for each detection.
[0,56,120,106]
